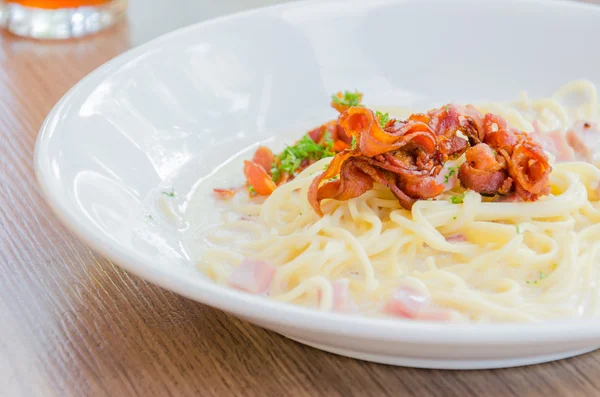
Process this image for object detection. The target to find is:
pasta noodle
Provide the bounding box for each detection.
[196,81,600,323]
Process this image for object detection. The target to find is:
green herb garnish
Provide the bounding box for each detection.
[444,166,458,183]
[527,270,547,285]
[351,136,358,149]
[449,192,466,204]
[248,185,257,196]
[445,104,450,113]
[323,131,334,151]
[331,90,363,108]
[270,134,335,182]
[162,189,175,197]
[493,150,498,156]
[375,111,390,128]
[516,225,523,234]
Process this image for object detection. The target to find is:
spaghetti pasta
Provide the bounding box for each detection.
[197,81,600,323]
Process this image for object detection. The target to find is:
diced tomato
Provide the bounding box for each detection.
[252,146,275,174]
[243,160,277,196]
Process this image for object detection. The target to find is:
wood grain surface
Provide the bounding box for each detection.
[2,2,600,396]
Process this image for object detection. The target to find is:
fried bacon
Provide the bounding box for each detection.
[308,104,551,214]
[233,118,352,199]
[508,141,551,197]
[308,155,373,216]
[457,114,551,199]
[225,91,552,213]
[459,105,486,145]
[458,144,511,196]
[307,120,352,146]
[340,107,436,157]
[331,91,364,113]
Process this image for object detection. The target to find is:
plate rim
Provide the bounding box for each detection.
[34,0,600,347]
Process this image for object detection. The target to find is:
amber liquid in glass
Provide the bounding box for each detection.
[2,0,127,38]
[7,0,110,8]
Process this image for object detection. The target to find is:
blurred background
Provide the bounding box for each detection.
[1,0,596,44]
[1,0,296,43]
[126,0,296,45]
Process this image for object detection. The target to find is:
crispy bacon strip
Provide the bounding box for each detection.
[458,144,511,196]
[482,114,523,155]
[331,92,363,113]
[308,151,367,216]
[428,105,460,137]
[339,107,435,157]
[354,161,416,209]
[438,135,469,159]
[398,175,445,199]
[309,104,551,214]
[307,120,352,145]
[509,141,551,197]
[228,91,553,212]
[459,104,486,145]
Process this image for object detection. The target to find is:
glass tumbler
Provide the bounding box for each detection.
[0,0,127,39]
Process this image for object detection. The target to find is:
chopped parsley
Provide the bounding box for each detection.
[449,192,466,204]
[351,136,358,149]
[527,270,548,285]
[493,150,498,156]
[331,90,363,108]
[453,216,457,220]
[162,188,175,197]
[327,176,340,183]
[516,224,523,234]
[270,134,335,182]
[375,111,390,128]
[444,166,458,183]
[445,104,450,112]
[248,185,257,196]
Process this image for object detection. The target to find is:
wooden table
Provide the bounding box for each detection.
[2,1,600,396]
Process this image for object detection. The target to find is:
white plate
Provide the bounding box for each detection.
[35,0,600,369]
